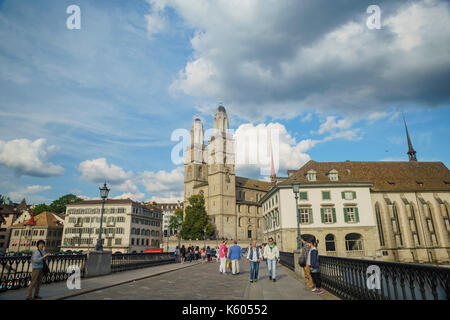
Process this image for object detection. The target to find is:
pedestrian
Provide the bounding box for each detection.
[298,236,314,288]
[219,240,228,274]
[188,246,192,263]
[206,246,211,262]
[228,241,242,275]
[215,247,220,262]
[307,238,324,294]
[195,246,199,260]
[264,237,280,282]
[26,240,50,300]
[180,245,186,264]
[174,246,179,263]
[245,241,262,283]
[201,248,207,264]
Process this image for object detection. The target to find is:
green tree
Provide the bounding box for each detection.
[181,194,215,240]
[49,194,83,214]
[169,208,183,233]
[33,203,51,215]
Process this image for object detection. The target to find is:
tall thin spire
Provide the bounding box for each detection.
[269,129,276,184]
[403,113,417,162]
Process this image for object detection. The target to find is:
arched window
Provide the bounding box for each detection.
[325,234,336,252]
[198,166,202,178]
[425,202,438,245]
[345,233,364,251]
[409,204,421,245]
[375,203,385,246]
[131,228,135,235]
[392,203,403,246]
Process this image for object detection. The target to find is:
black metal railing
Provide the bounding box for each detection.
[319,256,450,300]
[279,252,295,271]
[0,254,87,291]
[111,252,175,272]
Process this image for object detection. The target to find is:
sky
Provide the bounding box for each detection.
[0,0,449,204]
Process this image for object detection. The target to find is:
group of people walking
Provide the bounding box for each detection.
[174,245,213,264]
[216,238,281,284]
[214,236,325,295]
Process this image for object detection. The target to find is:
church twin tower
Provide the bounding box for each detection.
[184,102,238,239]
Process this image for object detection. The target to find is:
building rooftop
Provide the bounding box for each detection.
[12,211,63,228]
[280,160,450,192]
[236,176,271,191]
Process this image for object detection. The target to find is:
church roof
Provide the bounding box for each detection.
[236,176,271,191]
[280,160,450,192]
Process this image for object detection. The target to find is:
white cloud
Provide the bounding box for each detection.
[155,0,450,120]
[317,116,353,135]
[140,167,184,194]
[0,138,64,177]
[8,185,51,202]
[78,158,134,185]
[78,158,184,203]
[234,122,315,178]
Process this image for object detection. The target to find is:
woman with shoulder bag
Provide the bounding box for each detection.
[26,240,50,300]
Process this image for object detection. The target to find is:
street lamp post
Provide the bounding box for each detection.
[95,182,110,251]
[292,178,302,250]
[204,226,207,250]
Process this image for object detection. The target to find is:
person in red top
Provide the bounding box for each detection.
[219,240,228,274]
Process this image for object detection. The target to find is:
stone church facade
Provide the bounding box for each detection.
[184,103,270,241]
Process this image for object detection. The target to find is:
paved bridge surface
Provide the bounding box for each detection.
[0,260,338,300]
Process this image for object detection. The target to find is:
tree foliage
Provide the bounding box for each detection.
[33,203,51,215]
[49,194,83,214]
[181,194,215,240]
[169,208,183,232]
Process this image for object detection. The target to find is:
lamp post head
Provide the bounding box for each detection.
[99,182,110,200]
[292,178,300,194]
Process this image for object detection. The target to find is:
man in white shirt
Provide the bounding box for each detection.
[263,237,280,282]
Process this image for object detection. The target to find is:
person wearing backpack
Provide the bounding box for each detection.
[307,237,324,294]
[26,240,50,300]
[298,236,314,288]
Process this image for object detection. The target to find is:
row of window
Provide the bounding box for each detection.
[297,191,357,201]
[65,227,125,235]
[132,217,160,227]
[305,169,339,182]
[132,207,161,219]
[130,238,159,246]
[131,228,160,237]
[263,195,279,212]
[67,208,127,215]
[68,216,127,224]
[10,239,61,247]
[237,191,265,202]
[13,229,62,237]
[263,206,360,230]
[374,200,449,248]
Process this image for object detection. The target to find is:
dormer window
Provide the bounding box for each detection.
[306,170,316,182]
[328,169,338,181]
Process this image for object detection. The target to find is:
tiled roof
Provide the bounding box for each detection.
[280,160,450,192]
[236,176,271,191]
[12,211,63,227]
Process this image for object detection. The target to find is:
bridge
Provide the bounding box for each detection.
[0,252,448,300]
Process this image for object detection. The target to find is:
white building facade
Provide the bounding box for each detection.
[62,199,162,253]
[262,178,379,258]
[262,160,450,264]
